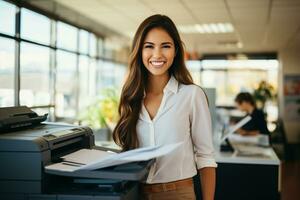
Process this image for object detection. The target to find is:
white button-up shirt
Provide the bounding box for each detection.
[137,76,217,184]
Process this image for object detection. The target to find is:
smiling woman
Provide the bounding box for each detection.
[142,28,176,77]
[112,14,217,200]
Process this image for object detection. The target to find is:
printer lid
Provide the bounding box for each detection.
[0,123,91,152]
[0,106,48,133]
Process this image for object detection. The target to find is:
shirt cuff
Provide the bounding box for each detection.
[195,156,218,169]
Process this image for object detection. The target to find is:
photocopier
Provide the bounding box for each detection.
[0,106,153,200]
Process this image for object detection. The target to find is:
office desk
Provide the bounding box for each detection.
[214,143,281,200]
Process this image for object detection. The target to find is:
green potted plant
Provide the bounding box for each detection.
[252,80,276,111]
[79,87,119,141]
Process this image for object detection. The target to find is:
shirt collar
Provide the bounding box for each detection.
[143,75,179,99]
[163,75,178,94]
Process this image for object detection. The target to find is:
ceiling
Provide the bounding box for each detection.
[41,0,300,54]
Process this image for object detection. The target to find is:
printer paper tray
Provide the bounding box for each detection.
[45,160,154,181]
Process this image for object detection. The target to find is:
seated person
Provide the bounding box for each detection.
[234,92,269,136]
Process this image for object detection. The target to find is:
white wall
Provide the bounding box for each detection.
[278,46,300,143]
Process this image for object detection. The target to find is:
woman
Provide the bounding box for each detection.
[113,14,217,200]
[235,92,270,136]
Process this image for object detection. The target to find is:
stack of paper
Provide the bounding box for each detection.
[62,149,115,165]
[233,143,273,158]
[45,142,182,172]
[228,134,270,146]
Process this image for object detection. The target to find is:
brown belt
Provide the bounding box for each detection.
[142,178,194,193]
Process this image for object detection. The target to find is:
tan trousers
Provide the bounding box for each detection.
[141,178,196,200]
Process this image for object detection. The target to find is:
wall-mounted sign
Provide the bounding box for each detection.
[284,75,300,121]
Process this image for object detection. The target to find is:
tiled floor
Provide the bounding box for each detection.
[281,161,300,200]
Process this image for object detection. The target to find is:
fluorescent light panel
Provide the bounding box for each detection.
[178,23,234,34]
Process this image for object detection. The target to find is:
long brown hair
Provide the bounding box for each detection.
[113,14,193,151]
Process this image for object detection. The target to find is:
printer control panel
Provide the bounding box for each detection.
[43,128,82,140]
[43,128,88,141]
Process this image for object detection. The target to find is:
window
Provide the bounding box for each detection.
[103,39,115,59]
[200,59,278,106]
[0,1,127,123]
[98,37,104,57]
[56,50,77,118]
[97,60,127,92]
[0,1,15,36]
[186,60,201,85]
[97,60,115,91]
[89,33,97,57]
[57,22,78,51]
[89,58,97,97]
[0,37,15,106]
[114,63,126,90]
[79,29,89,54]
[201,70,228,105]
[78,55,90,112]
[20,42,50,106]
[21,8,51,45]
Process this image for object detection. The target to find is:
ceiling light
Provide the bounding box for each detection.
[178,23,234,34]
[217,40,243,49]
[194,24,205,33]
[178,25,195,33]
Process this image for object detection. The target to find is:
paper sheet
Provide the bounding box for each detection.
[45,142,183,172]
[228,134,270,146]
[45,162,81,172]
[233,143,273,158]
[79,142,182,170]
[61,149,114,164]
